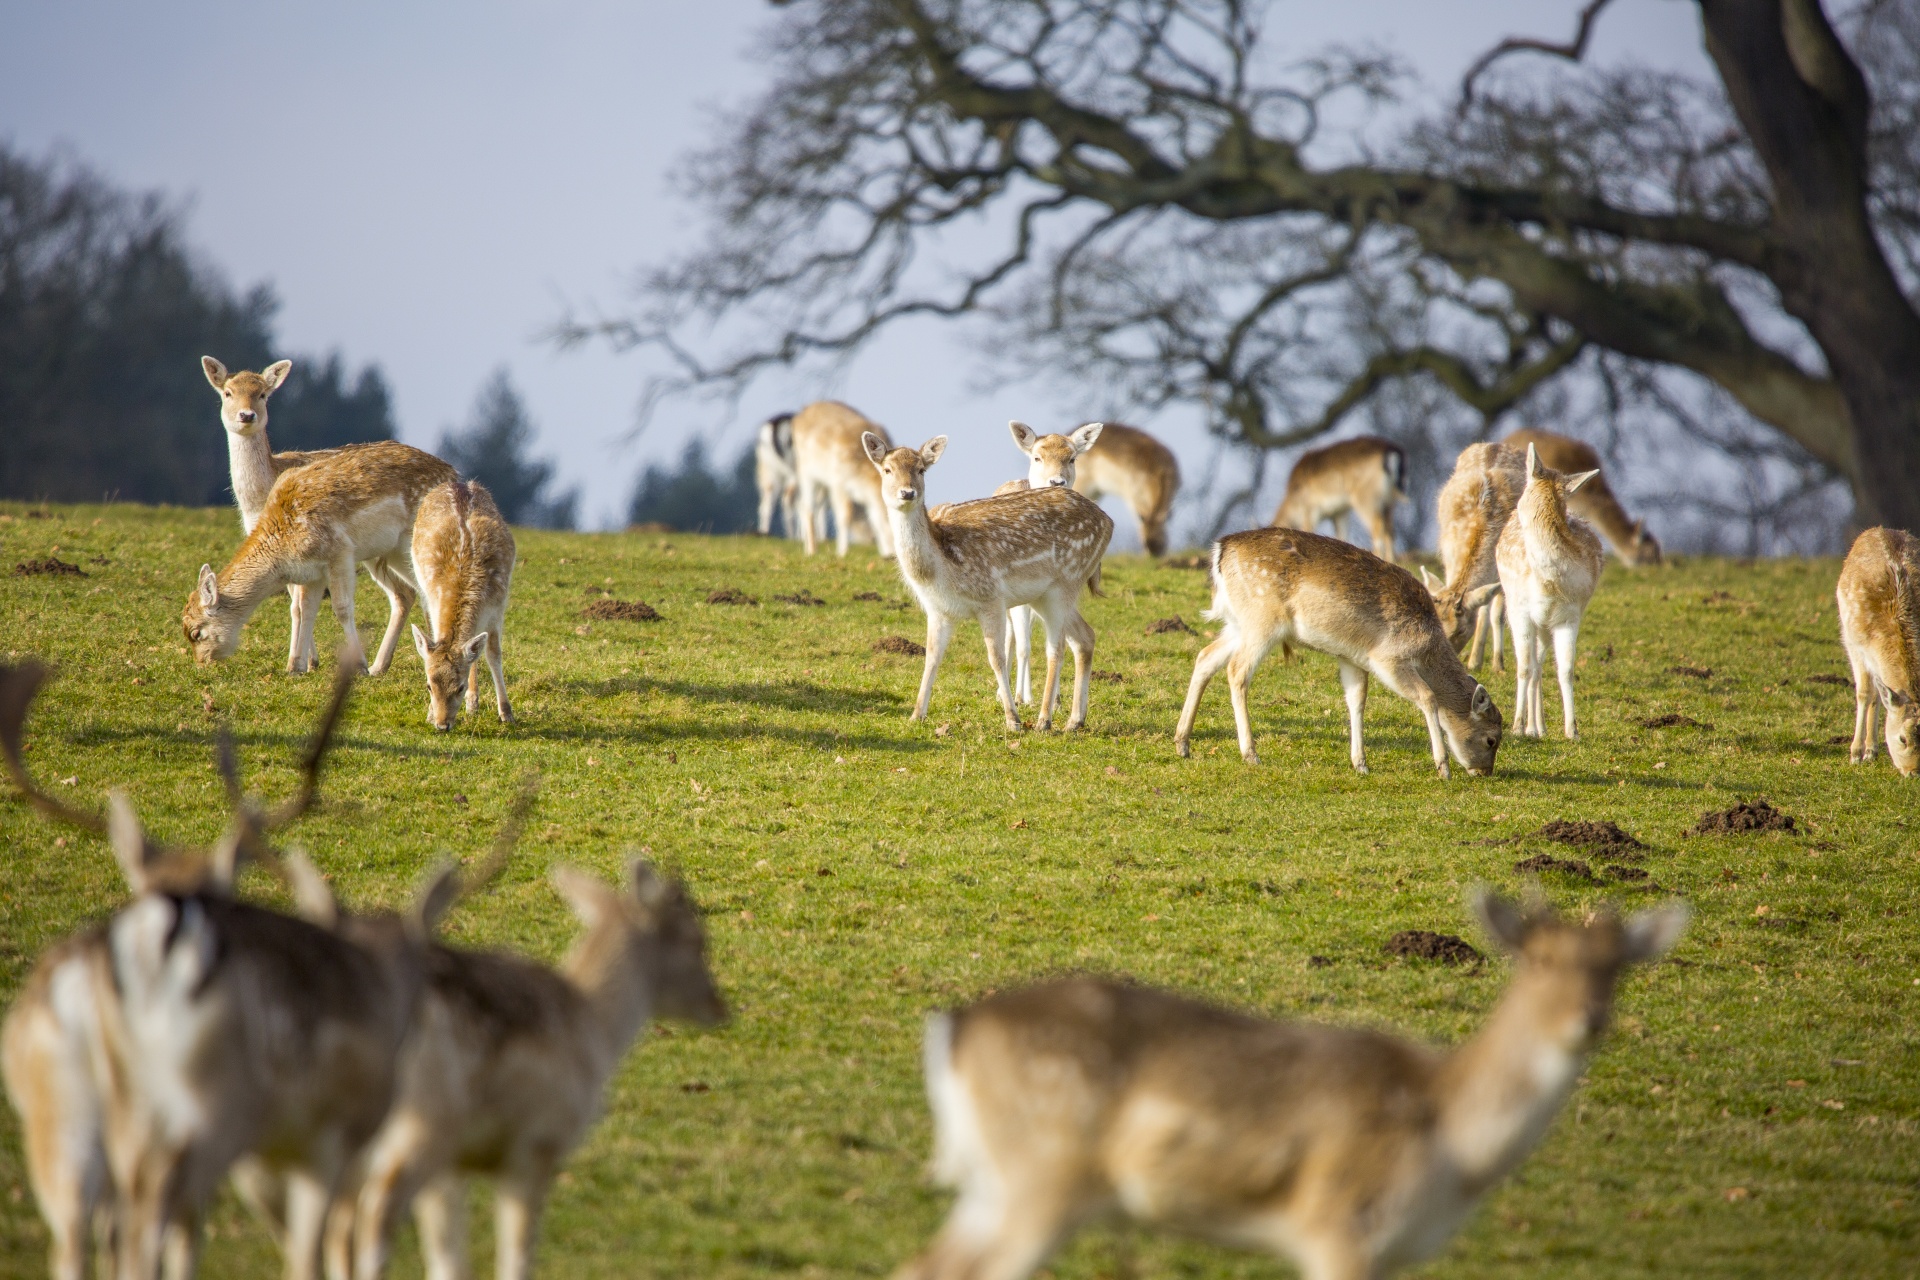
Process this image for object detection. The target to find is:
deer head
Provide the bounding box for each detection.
[203,356,292,438]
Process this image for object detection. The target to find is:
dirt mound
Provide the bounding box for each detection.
[773,589,826,606]
[852,591,884,602]
[1806,673,1850,686]
[1514,854,1596,881]
[13,558,84,577]
[1642,713,1711,729]
[1145,616,1194,635]
[583,599,661,622]
[1669,665,1713,679]
[1536,819,1646,853]
[873,636,925,656]
[705,587,759,606]
[1091,671,1124,683]
[1605,865,1651,883]
[1384,930,1482,965]
[1160,555,1209,570]
[1693,799,1796,835]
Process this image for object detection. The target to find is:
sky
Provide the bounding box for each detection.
[0,0,1708,538]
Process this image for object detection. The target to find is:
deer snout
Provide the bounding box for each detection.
[1046,476,1069,487]
[235,409,257,425]
[897,486,917,504]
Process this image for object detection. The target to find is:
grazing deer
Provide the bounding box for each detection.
[343,861,726,1280]
[1000,421,1106,706]
[1504,429,1661,566]
[409,479,516,730]
[1836,526,1920,775]
[183,441,454,675]
[1070,421,1179,557]
[1496,444,1604,739]
[1426,442,1528,673]
[792,400,897,558]
[1175,529,1502,777]
[1272,435,1407,561]
[755,412,800,537]
[893,892,1687,1280]
[863,432,1113,731]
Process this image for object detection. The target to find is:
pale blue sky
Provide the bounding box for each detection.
[0,1,1706,534]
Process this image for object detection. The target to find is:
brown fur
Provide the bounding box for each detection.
[791,400,896,557]
[409,479,516,730]
[1175,528,1502,776]
[1837,526,1920,774]
[1071,422,1179,556]
[1272,436,1406,561]
[1429,443,1527,669]
[1503,429,1661,566]
[1495,446,1605,739]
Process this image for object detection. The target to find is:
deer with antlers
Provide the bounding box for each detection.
[893,892,1687,1280]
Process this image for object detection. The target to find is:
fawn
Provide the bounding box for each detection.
[1496,444,1604,739]
[1066,421,1179,556]
[864,432,1112,731]
[1000,421,1106,705]
[343,862,726,1280]
[792,400,897,557]
[755,411,800,537]
[183,441,454,675]
[1504,429,1661,566]
[1837,526,1920,774]
[409,479,516,730]
[1272,435,1407,561]
[1175,529,1502,777]
[1427,442,1528,672]
[893,892,1686,1280]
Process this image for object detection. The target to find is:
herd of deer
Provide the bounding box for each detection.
[4,355,1915,1280]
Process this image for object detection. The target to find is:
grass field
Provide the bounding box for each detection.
[1,499,1916,1279]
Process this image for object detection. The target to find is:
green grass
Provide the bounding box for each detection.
[1,500,1916,1279]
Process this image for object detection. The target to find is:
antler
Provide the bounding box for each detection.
[0,661,109,838]
[262,656,357,830]
[459,770,541,898]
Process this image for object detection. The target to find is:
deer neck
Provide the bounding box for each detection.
[216,543,295,619]
[561,928,656,1072]
[888,499,947,592]
[1518,485,1582,566]
[226,426,280,532]
[1433,973,1585,1193]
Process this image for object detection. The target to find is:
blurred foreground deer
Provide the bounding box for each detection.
[894,893,1687,1280]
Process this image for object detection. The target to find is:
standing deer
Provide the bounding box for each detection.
[1175,529,1502,777]
[1504,429,1661,566]
[755,411,800,537]
[1426,442,1527,672]
[1496,444,1604,739]
[1069,422,1179,557]
[344,861,726,1280]
[863,432,1113,732]
[892,892,1687,1280]
[999,421,1105,705]
[183,441,454,675]
[1272,436,1407,561]
[1836,526,1920,774]
[792,400,897,558]
[409,479,516,730]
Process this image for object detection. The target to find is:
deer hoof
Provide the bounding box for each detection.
[1175,740,1191,758]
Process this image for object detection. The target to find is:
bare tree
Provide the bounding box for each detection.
[566,0,1920,539]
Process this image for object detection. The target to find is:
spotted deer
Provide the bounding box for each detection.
[1272,435,1407,561]
[1836,526,1920,775]
[409,479,516,730]
[1175,529,1502,777]
[863,432,1113,731]
[755,411,800,537]
[792,400,896,557]
[1427,442,1528,672]
[342,861,726,1280]
[1504,429,1661,566]
[183,441,454,675]
[893,892,1687,1280]
[1496,444,1605,739]
[999,421,1105,705]
[1070,421,1179,557]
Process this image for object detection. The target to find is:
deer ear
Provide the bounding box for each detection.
[1525,442,1544,479]
[1008,420,1040,455]
[198,565,219,609]
[1463,582,1503,610]
[630,859,671,911]
[551,866,613,927]
[412,624,431,663]
[107,789,153,893]
[461,632,490,664]
[1418,565,1435,590]
[1622,902,1689,964]
[412,859,463,935]
[920,436,949,467]
[1565,468,1600,493]
[1889,688,1912,708]
[1471,683,1495,715]
[283,848,340,927]
[1471,887,1528,952]
[1069,421,1105,454]
[861,432,888,467]
[260,359,292,393]
[202,356,230,390]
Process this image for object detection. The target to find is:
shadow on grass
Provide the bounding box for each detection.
[557,673,903,717]
[72,719,938,758]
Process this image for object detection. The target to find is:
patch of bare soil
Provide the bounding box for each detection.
[1514,854,1596,881]
[1091,671,1124,683]
[583,599,661,622]
[1669,665,1714,679]
[1159,555,1209,570]
[1536,819,1647,854]
[1806,673,1850,686]
[705,587,759,606]
[13,558,84,577]
[1827,734,1852,745]
[1605,865,1651,883]
[1145,616,1194,635]
[1693,799,1796,835]
[873,636,925,656]
[773,589,826,606]
[1642,713,1711,729]
[852,591,884,602]
[1384,931,1482,965]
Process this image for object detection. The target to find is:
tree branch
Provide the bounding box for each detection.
[1458,0,1620,114]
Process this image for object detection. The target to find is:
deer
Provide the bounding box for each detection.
[996,421,1106,706]
[755,411,800,537]
[892,891,1688,1280]
[791,400,897,558]
[1504,429,1661,566]
[1421,442,1528,675]
[1174,528,1503,778]
[1496,444,1605,739]
[408,479,516,730]
[863,431,1113,732]
[340,860,727,1280]
[1836,526,1920,775]
[183,440,455,676]
[1272,435,1407,562]
[1068,421,1179,557]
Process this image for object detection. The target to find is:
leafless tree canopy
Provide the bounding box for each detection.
[567,0,1920,549]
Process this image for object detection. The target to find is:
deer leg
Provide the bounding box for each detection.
[1506,612,1535,737]
[325,557,366,674]
[893,1184,1077,1280]
[1849,657,1875,763]
[1174,634,1236,758]
[1552,623,1580,739]
[798,480,820,555]
[492,1171,552,1280]
[286,586,311,674]
[362,560,416,678]
[757,481,776,536]
[486,630,513,724]
[914,614,955,722]
[1465,603,1490,670]
[412,1176,469,1280]
[1490,592,1507,674]
[1035,616,1064,733]
[978,607,1021,732]
[1362,507,1395,563]
[352,1120,450,1280]
[283,1165,342,1280]
[1062,610,1094,732]
[1337,661,1370,775]
[866,494,896,558]
[830,486,855,558]
[1007,606,1033,705]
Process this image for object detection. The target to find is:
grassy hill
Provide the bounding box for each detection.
[1,500,1915,1279]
